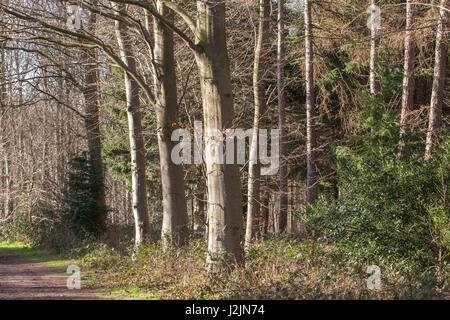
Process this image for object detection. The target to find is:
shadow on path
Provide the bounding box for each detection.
[0,253,100,300]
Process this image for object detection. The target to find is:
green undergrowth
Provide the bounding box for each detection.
[2,237,446,300]
[77,236,448,300]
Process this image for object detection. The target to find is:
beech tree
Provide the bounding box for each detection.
[114,3,151,246]
[152,0,189,248]
[194,0,244,270]
[110,0,244,269]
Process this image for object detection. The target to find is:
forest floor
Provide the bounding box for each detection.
[0,242,102,300]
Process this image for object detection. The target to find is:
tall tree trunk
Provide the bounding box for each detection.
[277,0,288,232]
[114,4,152,247]
[0,15,9,219]
[194,0,243,272]
[153,0,189,248]
[305,0,317,206]
[0,34,6,219]
[81,4,106,231]
[0,39,5,108]
[399,0,416,152]
[425,0,448,160]
[245,0,270,248]
[369,0,380,95]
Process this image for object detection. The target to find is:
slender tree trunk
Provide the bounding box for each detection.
[245,0,270,248]
[0,20,9,219]
[0,39,5,108]
[153,0,189,248]
[0,35,6,219]
[81,4,106,231]
[425,0,448,160]
[305,0,317,206]
[399,0,415,155]
[277,0,288,233]
[114,4,152,247]
[56,74,65,187]
[399,0,416,153]
[369,0,380,95]
[194,0,243,272]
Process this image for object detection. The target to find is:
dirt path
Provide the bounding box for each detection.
[0,254,100,300]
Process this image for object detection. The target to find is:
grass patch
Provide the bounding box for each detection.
[0,241,74,272]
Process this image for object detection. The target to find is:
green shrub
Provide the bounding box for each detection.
[298,101,449,291]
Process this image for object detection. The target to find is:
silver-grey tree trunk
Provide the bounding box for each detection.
[399,0,416,151]
[277,0,288,232]
[424,0,448,160]
[194,0,244,272]
[153,0,189,248]
[114,4,152,247]
[305,0,317,206]
[369,0,379,95]
[245,0,270,248]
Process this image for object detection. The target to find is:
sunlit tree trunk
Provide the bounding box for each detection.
[114,4,152,246]
[305,0,317,206]
[153,0,189,248]
[369,0,379,95]
[194,0,243,272]
[399,0,415,152]
[425,0,448,160]
[277,0,288,232]
[245,0,270,248]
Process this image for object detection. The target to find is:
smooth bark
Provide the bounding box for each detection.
[153,1,189,248]
[194,0,244,272]
[115,4,152,247]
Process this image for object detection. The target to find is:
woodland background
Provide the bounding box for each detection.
[0,0,448,299]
